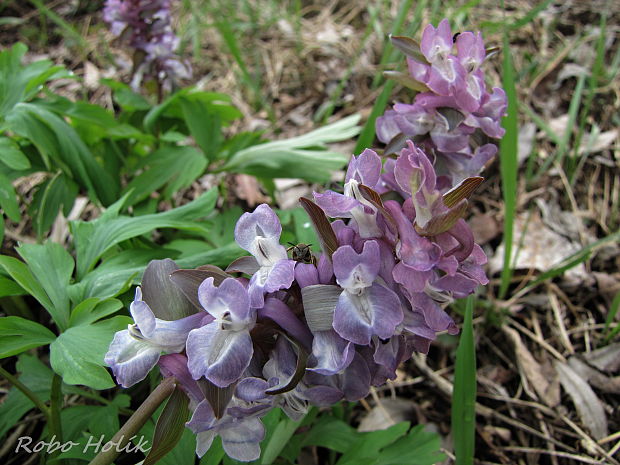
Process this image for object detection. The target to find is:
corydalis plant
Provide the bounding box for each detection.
[378,19,507,184]
[103,0,191,92]
[101,19,502,465]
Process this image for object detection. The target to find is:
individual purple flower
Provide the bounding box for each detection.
[314,149,383,238]
[303,352,371,406]
[105,287,203,388]
[234,204,296,308]
[331,240,403,345]
[187,399,265,462]
[186,278,255,388]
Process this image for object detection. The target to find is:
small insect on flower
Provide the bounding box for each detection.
[287,243,316,265]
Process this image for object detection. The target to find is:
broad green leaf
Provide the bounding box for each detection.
[49,315,131,389]
[17,242,74,331]
[122,146,207,205]
[366,424,445,465]
[179,96,222,161]
[0,136,30,170]
[0,171,20,221]
[6,103,119,205]
[0,354,52,438]
[221,115,359,182]
[69,298,123,327]
[28,172,78,238]
[0,43,67,116]
[71,188,217,279]
[261,413,304,465]
[336,422,410,465]
[0,316,56,358]
[0,255,53,316]
[175,242,245,270]
[0,275,25,297]
[301,416,358,453]
[102,78,151,111]
[144,89,239,133]
[69,248,173,302]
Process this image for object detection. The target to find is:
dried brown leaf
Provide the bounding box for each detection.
[554,360,608,440]
[503,326,560,407]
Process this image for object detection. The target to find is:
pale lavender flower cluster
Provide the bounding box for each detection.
[377,19,507,183]
[103,0,191,91]
[104,19,500,463]
[104,145,489,461]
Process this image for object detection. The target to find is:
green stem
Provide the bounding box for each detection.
[49,374,64,446]
[88,377,177,465]
[0,365,51,418]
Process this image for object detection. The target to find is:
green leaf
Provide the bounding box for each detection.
[0,354,52,438]
[0,171,20,221]
[143,386,190,465]
[103,78,151,111]
[69,298,123,327]
[0,316,56,358]
[498,30,518,299]
[180,96,222,161]
[301,416,358,453]
[0,136,30,170]
[144,89,239,134]
[452,296,476,465]
[366,424,445,465]
[221,115,359,182]
[0,43,67,116]
[69,249,173,302]
[261,414,304,465]
[17,242,74,331]
[336,422,411,465]
[0,275,25,297]
[175,242,245,270]
[72,188,217,279]
[49,315,131,389]
[28,172,78,238]
[6,103,119,205]
[122,146,207,205]
[0,255,54,316]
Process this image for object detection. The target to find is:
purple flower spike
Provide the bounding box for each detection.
[104,287,203,388]
[234,204,295,307]
[332,241,403,345]
[186,278,255,387]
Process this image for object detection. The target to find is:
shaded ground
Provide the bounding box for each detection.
[1,1,619,464]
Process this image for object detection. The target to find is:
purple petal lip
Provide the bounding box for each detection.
[186,322,254,387]
[333,283,403,346]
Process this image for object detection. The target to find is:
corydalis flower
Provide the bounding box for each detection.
[314,149,383,238]
[105,287,202,387]
[332,240,403,345]
[186,278,255,388]
[233,204,295,308]
[103,0,191,91]
[377,19,506,184]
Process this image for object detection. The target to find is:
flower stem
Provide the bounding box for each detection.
[88,376,177,465]
[0,365,50,418]
[49,374,64,446]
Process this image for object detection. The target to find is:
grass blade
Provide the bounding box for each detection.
[452,295,476,465]
[498,30,518,299]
